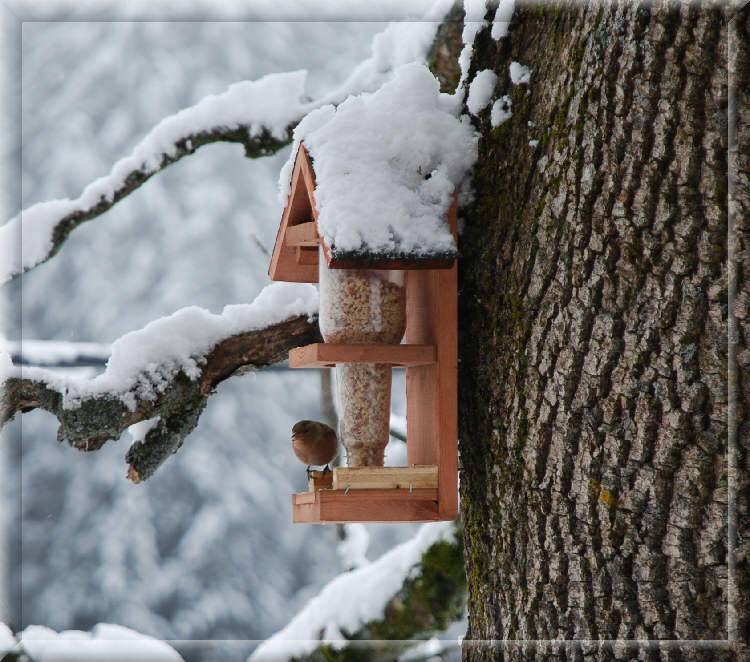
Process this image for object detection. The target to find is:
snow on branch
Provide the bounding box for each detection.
[0,283,320,482]
[1,622,184,661]
[0,1,459,285]
[251,522,465,661]
[0,71,308,284]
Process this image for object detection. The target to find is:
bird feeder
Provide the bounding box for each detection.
[269,145,457,524]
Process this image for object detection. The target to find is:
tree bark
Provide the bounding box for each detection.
[459,2,746,659]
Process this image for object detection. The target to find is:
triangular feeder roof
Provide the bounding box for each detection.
[268,144,457,283]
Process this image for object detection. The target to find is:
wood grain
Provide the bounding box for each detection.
[295,246,318,266]
[406,196,459,520]
[292,488,442,523]
[288,343,436,368]
[286,221,319,247]
[307,470,333,492]
[269,146,319,282]
[332,465,438,490]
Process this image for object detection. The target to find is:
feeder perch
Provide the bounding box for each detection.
[270,145,458,524]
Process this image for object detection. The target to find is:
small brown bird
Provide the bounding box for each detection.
[291,420,338,473]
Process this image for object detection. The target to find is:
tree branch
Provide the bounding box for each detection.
[46,125,292,272]
[3,2,463,285]
[1,313,321,482]
[0,72,308,284]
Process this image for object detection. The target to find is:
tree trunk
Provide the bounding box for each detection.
[459,2,747,659]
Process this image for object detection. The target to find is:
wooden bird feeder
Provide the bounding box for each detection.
[270,145,458,524]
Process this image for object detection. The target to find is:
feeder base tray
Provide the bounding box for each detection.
[292,488,448,524]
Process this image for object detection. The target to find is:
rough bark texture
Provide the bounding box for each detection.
[459,2,746,659]
[427,2,465,94]
[728,0,750,647]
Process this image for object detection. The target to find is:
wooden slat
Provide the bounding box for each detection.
[292,488,444,523]
[308,470,333,492]
[332,466,437,490]
[286,222,319,247]
[288,343,436,368]
[291,495,320,523]
[269,147,319,283]
[293,489,437,504]
[296,246,318,266]
[405,195,458,520]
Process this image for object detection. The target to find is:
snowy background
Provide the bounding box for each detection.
[0,2,452,659]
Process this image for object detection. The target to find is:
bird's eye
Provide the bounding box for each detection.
[293,420,312,433]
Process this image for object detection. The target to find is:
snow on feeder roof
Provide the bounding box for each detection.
[270,63,477,281]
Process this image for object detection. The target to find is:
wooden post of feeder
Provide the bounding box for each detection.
[405,196,458,520]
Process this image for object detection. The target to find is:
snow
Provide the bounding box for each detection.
[251,522,455,661]
[128,415,162,443]
[0,0,456,287]
[0,351,14,382]
[321,0,455,108]
[458,0,488,88]
[17,0,435,21]
[491,0,515,40]
[467,69,498,116]
[2,282,318,410]
[18,623,184,661]
[510,61,532,85]
[529,139,539,148]
[0,199,74,285]
[337,524,371,570]
[400,637,444,660]
[390,412,407,439]
[0,71,309,284]
[490,95,513,127]
[0,622,15,654]
[385,439,409,466]
[281,63,477,259]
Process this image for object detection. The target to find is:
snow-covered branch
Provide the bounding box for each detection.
[252,522,465,661]
[1,2,460,285]
[0,71,308,284]
[0,283,320,482]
